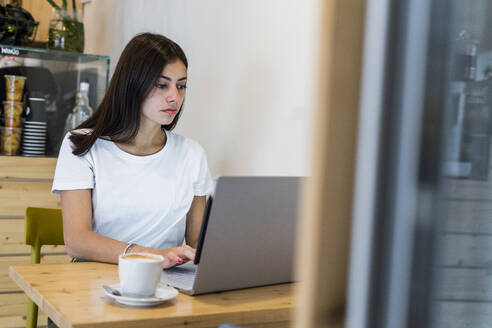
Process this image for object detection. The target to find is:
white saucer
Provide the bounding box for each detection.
[23,141,46,145]
[24,131,47,135]
[23,153,43,157]
[103,284,178,307]
[24,121,47,125]
[24,129,47,133]
[23,149,45,153]
[23,135,46,140]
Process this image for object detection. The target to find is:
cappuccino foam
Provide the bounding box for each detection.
[122,254,162,262]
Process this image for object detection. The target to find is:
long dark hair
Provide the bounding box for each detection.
[69,33,188,156]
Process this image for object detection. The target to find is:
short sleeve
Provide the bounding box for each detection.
[193,145,214,196]
[51,133,95,194]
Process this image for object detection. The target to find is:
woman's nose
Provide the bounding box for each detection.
[166,85,179,103]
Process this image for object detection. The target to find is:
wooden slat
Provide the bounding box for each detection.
[438,234,492,268]
[433,301,492,328]
[294,0,365,327]
[0,255,70,292]
[0,219,65,255]
[446,178,492,200]
[444,199,492,234]
[0,292,48,328]
[437,267,492,301]
[0,181,60,217]
[0,157,57,180]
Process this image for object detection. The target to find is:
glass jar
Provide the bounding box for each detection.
[48,8,84,53]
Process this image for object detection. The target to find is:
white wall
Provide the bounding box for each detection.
[83,0,321,177]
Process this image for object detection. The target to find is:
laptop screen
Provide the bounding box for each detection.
[193,196,213,264]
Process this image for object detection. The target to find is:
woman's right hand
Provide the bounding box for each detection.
[159,245,196,269]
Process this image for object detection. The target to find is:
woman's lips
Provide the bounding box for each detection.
[162,109,177,114]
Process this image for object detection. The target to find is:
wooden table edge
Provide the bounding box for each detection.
[9,263,295,328]
[67,308,293,328]
[9,265,73,328]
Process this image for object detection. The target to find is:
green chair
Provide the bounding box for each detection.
[24,207,64,328]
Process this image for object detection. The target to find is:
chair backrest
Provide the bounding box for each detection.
[25,207,64,264]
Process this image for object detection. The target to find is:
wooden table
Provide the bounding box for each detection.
[9,262,294,328]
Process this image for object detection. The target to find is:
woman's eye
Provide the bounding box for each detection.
[177,84,187,90]
[155,83,168,89]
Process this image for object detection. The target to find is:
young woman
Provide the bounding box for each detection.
[52,33,214,269]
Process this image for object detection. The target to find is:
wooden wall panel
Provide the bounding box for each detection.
[436,149,492,326]
[0,219,65,255]
[0,154,61,326]
[22,0,53,42]
[0,293,49,328]
[0,157,57,180]
[434,301,492,328]
[437,267,492,301]
[22,0,83,43]
[438,234,492,268]
[445,199,492,233]
[0,181,60,217]
[0,255,70,292]
[447,179,492,200]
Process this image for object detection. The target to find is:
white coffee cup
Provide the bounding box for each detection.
[118,252,164,297]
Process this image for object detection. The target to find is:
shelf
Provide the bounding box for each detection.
[0,43,110,64]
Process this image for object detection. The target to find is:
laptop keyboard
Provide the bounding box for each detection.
[160,262,197,291]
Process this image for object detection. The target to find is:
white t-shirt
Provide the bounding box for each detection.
[52,130,214,249]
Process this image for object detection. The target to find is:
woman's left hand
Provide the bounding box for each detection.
[159,245,196,268]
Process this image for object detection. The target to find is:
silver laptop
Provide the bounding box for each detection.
[160,176,302,295]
